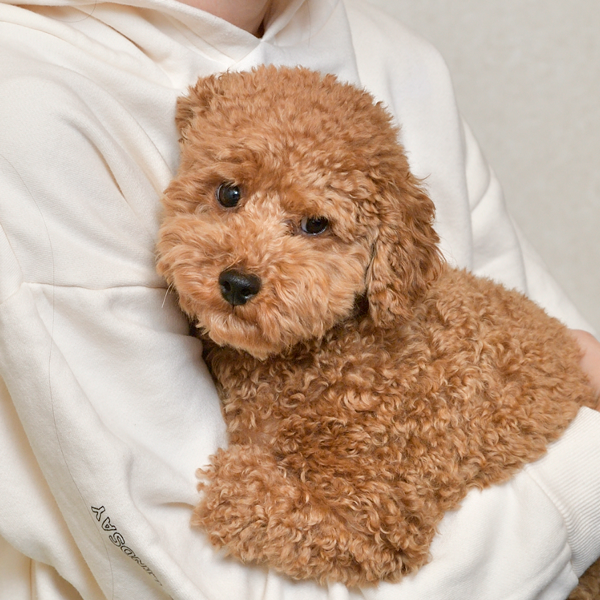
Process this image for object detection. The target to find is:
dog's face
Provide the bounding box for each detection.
[157,67,441,359]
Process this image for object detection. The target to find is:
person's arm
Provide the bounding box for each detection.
[571,330,600,403]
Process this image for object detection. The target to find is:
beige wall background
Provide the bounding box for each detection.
[368,0,600,333]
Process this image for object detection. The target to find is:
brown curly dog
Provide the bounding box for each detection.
[156,66,597,588]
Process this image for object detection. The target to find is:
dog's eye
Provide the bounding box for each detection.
[300,216,329,236]
[216,182,242,208]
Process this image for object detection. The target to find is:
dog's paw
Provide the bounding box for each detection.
[192,445,412,585]
[192,445,296,559]
[193,445,335,579]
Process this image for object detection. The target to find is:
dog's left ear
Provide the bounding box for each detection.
[175,73,227,140]
[364,171,443,327]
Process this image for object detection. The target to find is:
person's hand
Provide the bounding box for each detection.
[570,329,600,407]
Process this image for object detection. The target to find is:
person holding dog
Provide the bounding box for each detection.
[0,0,599,598]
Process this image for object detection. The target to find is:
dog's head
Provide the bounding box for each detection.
[157,66,442,359]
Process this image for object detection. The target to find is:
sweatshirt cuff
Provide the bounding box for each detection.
[524,407,600,575]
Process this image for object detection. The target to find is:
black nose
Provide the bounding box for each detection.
[219,269,261,306]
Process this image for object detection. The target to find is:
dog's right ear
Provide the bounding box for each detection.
[175,74,224,140]
[364,167,443,327]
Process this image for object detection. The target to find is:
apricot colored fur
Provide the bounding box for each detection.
[156,66,597,587]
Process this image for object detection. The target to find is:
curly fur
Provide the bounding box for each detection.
[156,66,598,588]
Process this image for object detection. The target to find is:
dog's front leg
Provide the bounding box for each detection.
[193,443,397,585]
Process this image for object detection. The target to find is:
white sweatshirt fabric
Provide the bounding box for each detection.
[0,0,599,599]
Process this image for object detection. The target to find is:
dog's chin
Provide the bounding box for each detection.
[207,328,284,360]
[198,304,346,360]
[199,316,297,360]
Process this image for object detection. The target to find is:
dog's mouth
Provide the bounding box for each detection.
[194,279,364,360]
[198,291,369,361]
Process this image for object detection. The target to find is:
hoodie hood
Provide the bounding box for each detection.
[0,0,360,86]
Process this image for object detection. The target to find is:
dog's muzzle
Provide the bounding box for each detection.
[219,269,262,306]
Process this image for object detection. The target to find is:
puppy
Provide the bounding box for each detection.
[156,66,596,586]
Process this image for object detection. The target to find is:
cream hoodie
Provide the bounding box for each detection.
[0,1,599,599]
